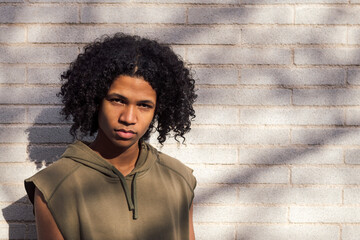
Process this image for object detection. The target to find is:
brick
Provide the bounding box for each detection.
[0,126,72,143]
[193,107,238,124]
[186,127,289,145]
[237,225,339,240]
[0,185,27,202]
[0,127,28,143]
[134,27,241,45]
[188,7,293,24]
[134,0,238,3]
[0,46,78,64]
[26,224,37,240]
[30,0,129,2]
[0,107,26,123]
[81,6,186,23]
[344,188,360,204]
[240,108,344,125]
[293,89,360,106]
[194,68,238,85]
[28,126,73,144]
[194,206,287,223]
[295,48,360,65]
[28,26,132,43]
[0,66,26,84]
[346,109,360,125]
[0,164,39,183]
[0,223,26,240]
[35,0,238,2]
[241,68,345,85]
[0,202,34,221]
[348,69,360,85]
[348,27,360,45]
[0,87,60,104]
[244,0,346,2]
[292,167,360,184]
[0,26,25,43]
[26,126,73,144]
[27,145,66,164]
[27,107,68,124]
[342,225,360,240]
[188,47,291,65]
[345,149,360,164]
[239,148,343,164]
[28,67,65,84]
[0,6,78,23]
[0,145,27,163]
[296,7,360,24]
[290,206,360,223]
[292,128,360,145]
[193,166,289,184]
[239,187,341,204]
[159,146,237,164]
[195,224,235,240]
[172,46,186,60]
[194,185,237,204]
[197,88,291,106]
[242,26,346,45]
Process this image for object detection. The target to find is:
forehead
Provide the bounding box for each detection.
[108,75,156,100]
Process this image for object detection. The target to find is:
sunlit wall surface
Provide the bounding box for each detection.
[1,0,360,239]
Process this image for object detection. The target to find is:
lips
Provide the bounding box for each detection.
[115,129,136,139]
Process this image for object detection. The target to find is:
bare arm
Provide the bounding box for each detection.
[34,187,64,240]
[189,203,195,240]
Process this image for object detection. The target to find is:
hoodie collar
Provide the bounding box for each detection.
[60,140,158,220]
[61,140,156,177]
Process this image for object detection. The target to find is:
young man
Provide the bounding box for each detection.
[25,33,197,240]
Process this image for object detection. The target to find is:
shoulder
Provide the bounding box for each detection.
[152,146,196,191]
[24,158,81,205]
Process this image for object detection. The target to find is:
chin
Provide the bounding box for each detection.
[112,138,139,149]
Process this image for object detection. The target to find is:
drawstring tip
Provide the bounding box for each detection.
[133,210,138,220]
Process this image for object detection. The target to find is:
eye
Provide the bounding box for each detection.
[138,103,153,109]
[109,98,126,104]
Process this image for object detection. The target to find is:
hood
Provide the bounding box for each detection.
[61,140,159,220]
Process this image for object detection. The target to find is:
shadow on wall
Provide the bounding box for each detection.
[2,108,74,240]
[2,197,35,240]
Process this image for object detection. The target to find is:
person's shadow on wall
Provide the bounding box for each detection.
[2,108,73,240]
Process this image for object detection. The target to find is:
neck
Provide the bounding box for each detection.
[89,131,140,176]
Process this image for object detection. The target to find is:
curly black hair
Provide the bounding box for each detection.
[58,33,196,145]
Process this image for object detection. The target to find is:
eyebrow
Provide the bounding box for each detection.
[106,93,155,106]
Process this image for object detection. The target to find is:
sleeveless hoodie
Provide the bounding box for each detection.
[24,141,196,240]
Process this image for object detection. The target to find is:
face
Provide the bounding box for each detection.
[96,75,157,151]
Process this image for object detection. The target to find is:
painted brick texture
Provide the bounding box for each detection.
[1,1,360,240]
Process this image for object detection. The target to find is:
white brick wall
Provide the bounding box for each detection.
[1,1,360,240]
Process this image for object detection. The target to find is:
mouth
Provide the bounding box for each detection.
[115,129,136,139]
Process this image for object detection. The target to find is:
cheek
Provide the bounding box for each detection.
[147,114,156,129]
[141,112,155,130]
[97,113,107,131]
[98,108,115,130]
[147,111,156,124]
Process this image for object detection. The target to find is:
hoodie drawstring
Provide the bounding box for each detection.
[113,168,138,220]
[131,173,138,220]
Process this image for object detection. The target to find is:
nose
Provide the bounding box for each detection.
[119,105,136,125]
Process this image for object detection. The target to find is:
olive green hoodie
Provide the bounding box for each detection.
[25,141,196,240]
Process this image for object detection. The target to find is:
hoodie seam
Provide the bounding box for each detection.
[156,160,195,195]
[47,163,82,202]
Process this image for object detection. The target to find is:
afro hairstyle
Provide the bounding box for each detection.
[58,32,197,144]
